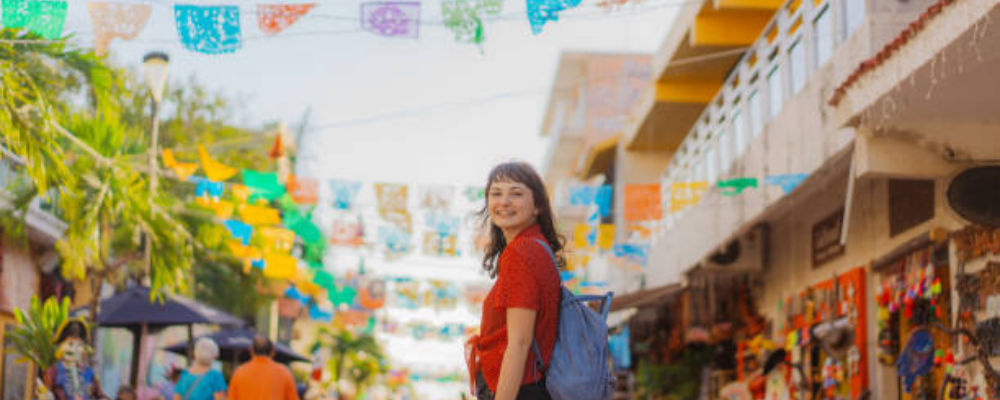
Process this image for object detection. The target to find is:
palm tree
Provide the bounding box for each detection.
[0,28,197,325]
[311,327,388,399]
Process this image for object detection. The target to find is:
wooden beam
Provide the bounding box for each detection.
[655,79,722,103]
[691,9,775,46]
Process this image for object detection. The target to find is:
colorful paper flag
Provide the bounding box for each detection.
[718,177,758,197]
[613,243,649,270]
[526,0,581,34]
[569,185,612,217]
[330,214,365,246]
[379,225,412,257]
[287,174,318,205]
[242,169,285,201]
[161,149,198,181]
[87,2,152,55]
[573,224,592,248]
[263,252,298,279]
[423,231,458,257]
[624,184,663,221]
[375,183,409,217]
[418,184,454,211]
[424,213,460,235]
[312,269,336,292]
[192,177,225,201]
[329,179,363,210]
[764,173,808,194]
[223,220,253,245]
[258,226,295,254]
[669,181,708,213]
[3,0,67,39]
[257,3,316,35]
[174,5,242,55]
[287,216,323,245]
[361,1,421,38]
[238,204,281,225]
[308,303,333,321]
[197,146,237,181]
[441,0,484,44]
[597,224,614,250]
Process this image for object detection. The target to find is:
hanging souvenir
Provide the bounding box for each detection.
[897,328,935,392]
[174,4,242,55]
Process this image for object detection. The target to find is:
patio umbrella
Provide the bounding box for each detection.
[75,285,245,388]
[163,329,310,364]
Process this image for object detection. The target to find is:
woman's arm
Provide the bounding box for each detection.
[494,307,537,400]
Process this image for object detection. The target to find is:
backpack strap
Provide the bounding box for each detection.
[529,238,558,381]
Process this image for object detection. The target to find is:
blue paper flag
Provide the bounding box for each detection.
[330,179,363,210]
[764,173,808,194]
[309,303,333,321]
[569,185,612,217]
[223,220,253,246]
[424,213,461,235]
[526,0,581,34]
[284,285,310,305]
[193,177,225,200]
[174,5,241,54]
[614,243,650,266]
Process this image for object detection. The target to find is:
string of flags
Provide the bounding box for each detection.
[0,0,625,53]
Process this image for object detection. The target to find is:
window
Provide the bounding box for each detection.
[732,109,747,156]
[789,39,807,94]
[814,5,834,67]
[748,90,763,138]
[844,0,865,37]
[888,179,935,237]
[767,65,783,119]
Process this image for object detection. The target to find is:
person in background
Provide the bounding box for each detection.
[115,385,136,400]
[227,335,299,400]
[173,338,227,400]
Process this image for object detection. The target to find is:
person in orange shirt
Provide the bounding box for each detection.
[228,335,300,400]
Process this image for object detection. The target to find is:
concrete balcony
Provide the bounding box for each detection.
[643,0,941,287]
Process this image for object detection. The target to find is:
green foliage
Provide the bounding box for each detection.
[193,259,273,321]
[635,345,714,400]
[8,296,71,370]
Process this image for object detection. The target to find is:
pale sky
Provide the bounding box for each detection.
[60,0,679,186]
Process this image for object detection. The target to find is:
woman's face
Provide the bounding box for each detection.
[488,179,538,235]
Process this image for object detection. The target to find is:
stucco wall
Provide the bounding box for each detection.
[0,236,38,316]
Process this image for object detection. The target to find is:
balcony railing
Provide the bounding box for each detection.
[659,0,867,227]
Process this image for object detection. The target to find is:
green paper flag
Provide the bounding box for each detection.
[717,178,758,197]
[312,269,335,291]
[242,169,285,201]
[329,284,357,307]
[289,218,323,244]
[3,0,67,39]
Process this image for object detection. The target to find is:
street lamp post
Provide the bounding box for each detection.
[141,51,169,281]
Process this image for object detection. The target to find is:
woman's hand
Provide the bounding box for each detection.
[495,307,537,400]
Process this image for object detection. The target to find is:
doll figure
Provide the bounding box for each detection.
[43,319,106,400]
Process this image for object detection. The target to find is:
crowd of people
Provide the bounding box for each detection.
[163,335,299,400]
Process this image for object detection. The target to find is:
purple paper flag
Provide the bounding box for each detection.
[361,1,420,38]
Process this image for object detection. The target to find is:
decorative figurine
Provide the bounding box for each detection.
[42,319,106,400]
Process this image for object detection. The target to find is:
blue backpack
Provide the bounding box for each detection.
[530,238,615,400]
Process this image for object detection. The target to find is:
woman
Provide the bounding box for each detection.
[173,338,227,400]
[468,162,563,400]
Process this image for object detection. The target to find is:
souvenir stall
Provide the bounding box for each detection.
[765,267,869,400]
[873,242,954,400]
[947,226,1000,400]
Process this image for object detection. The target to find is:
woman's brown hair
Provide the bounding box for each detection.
[479,162,565,278]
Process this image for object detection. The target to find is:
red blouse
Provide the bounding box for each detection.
[477,224,561,393]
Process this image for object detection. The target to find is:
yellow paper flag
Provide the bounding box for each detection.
[597,224,615,250]
[231,184,251,203]
[264,253,298,280]
[198,145,238,182]
[258,226,295,254]
[207,200,234,219]
[573,224,591,249]
[238,204,281,225]
[161,149,199,181]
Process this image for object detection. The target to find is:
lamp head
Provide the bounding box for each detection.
[141,51,170,103]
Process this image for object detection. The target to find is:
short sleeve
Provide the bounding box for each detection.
[497,247,540,310]
[210,370,227,393]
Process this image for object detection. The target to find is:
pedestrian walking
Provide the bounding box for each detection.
[465,162,562,400]
[227,335,300,400]
[174,338,227,400]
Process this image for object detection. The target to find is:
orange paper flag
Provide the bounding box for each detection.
[287,174,319,205]
[198,145,238,182]
[624,184,663,221]
[162,149,199,181]
[264,252,298,280]
[238,204,281,225]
